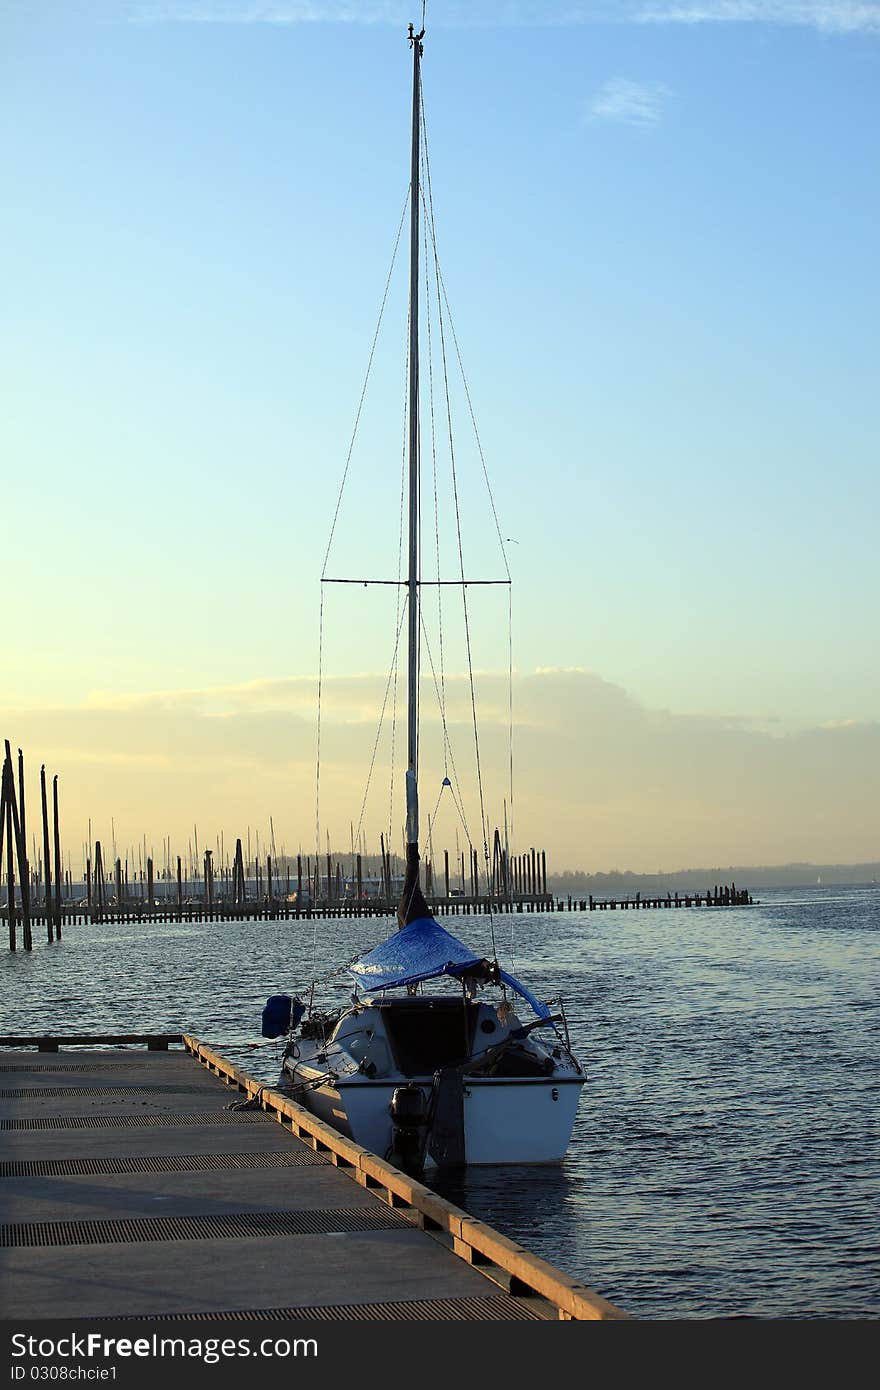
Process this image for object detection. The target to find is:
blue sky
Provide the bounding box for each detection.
[2,1,878,870]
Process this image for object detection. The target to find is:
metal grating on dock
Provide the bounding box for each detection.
[0,1150,328,1176]
[0,1084,229,1098]
[1,1110,274,1130]
[0,1044,566,1320]
[0,1062,162,1072]
[133,1294,546,1321]
[0,1205,417,1248]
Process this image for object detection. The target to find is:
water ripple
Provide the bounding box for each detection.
[2,884,878,1319]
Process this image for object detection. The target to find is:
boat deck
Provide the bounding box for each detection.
[0,1037,624,1321]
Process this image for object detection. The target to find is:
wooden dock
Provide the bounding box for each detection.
[0,1035,624,1323]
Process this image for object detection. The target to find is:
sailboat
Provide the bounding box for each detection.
[264,23,584,1171]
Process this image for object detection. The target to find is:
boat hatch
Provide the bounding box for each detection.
[377,999,479,1076]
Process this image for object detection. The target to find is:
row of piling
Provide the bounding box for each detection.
[83,838,550,918]
[7,882,752,931]
[2,741,753,952]
[3,743,554,949]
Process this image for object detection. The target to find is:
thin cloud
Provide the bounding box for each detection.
[129,1,411,22]
[125,1,880,33]
[7,667,878,873]
[634,2,880,34]
[588,77,670,125]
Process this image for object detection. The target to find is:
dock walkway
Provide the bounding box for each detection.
[0,1036,623,1322]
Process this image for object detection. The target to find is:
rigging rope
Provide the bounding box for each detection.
[420,84,497,960]
[508,583,515,855]
[432,258,512,586]
[319,190,409,583]
[419,607,472,846]
[387,299,411,867]
[313,586,326,981]
[354,602,408,851]
[422,160,449,780]
[315,190,409,954]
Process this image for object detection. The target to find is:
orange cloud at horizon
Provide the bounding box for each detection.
[2,668,877,877]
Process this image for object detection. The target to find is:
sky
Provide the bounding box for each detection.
[2,0,878,875]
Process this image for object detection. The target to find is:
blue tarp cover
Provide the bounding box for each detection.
[349,916,550,1019]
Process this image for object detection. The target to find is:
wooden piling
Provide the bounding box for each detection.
[16,749,32,949]
[40,767,53,942]
[2,747,30,950]
[4,784,15,951]
[52,774,62,938]
[93,841,105,913]
[232,839,245,905]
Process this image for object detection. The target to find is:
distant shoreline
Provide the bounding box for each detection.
[548,862,880,893]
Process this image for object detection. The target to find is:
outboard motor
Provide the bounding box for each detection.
[261,994,306,1039]
[388,1084,428,1176]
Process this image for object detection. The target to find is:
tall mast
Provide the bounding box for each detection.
[405,22,422,848]
[400,21,429,929]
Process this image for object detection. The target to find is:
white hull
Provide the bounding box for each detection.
[288,1069,584,1166]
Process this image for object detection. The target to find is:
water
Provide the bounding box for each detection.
[2,886,878,1320]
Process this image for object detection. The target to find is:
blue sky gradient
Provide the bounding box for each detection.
[2,1,877,869]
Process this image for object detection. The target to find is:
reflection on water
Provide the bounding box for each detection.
[429,1163,586,1281]
[3,884,878,1319]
